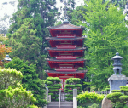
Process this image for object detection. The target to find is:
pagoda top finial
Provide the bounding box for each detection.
[64,0,67,18]
[116,52,119,56]
[63,0,69,24]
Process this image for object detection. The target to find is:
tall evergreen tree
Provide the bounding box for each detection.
[6,0,59,79]
[79,0,128,90]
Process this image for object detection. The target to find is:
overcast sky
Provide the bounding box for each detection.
[0,0,84,18]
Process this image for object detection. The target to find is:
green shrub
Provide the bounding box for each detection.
[88,103,100,108]
[45,77,61,102]
[111,90,121,92]
[77,106,86,108]
[29,104,39,108]
[65,97,73,101]
[48,93,53,96]
[47,81,53,85]
[77,91,104,106]
[119,96,128,102]
[65,94,73,97]
[106,92,123,103]
[64,78,82,102]
[55,99,59,101]
[105,88,110,91]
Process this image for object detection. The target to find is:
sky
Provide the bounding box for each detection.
[0,0,84,18]
[0,0,84,27]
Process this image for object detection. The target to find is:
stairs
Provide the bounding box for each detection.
[47,102,73,108]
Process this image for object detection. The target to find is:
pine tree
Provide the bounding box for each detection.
[6,0,59,79]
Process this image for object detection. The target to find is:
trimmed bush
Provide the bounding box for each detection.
[106,91,128,108]
[45,77,61,102]
[77,91,104,107]
[64,78,82,102]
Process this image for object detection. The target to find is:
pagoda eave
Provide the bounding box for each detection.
[47,23,84,30]
[46,70,87,79]
[46,47,86,51]
[45,70,87,74]
[46,58,86,62]
[45,37,85,40]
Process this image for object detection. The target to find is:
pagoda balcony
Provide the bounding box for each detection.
[56,45,76,49]
[56,57,76,60]
[55,69,77,72]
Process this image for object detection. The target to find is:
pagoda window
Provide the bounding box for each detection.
[59,64,73,69]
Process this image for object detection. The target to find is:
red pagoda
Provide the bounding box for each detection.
[45,19,86,90]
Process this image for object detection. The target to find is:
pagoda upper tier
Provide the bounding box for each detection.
[46,37,84,47]
[47,20,84,37]
[46,47,86,57]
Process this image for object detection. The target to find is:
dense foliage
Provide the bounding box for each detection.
[0,34,12,67]
[5,57,46,107]
[64,78,82,101]
[107,86,128,108]
[0,68,37,108]
[77,91,104,107]
[45,77,61,102]
[76,0,128,90]
[6,0,59,79]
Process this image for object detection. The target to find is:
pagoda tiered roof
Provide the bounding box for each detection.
[45,70,87,74]
[46,70,87,79]
[46,47,86,51]
[46,37,85,40]
[47,23,84,30]
[46,58,86,62]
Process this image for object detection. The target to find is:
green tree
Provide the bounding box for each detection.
[5,57,46,107]
[6,0,59,78]
[0,68,37,108]
[108,0,128,9]
[79,0,128,90]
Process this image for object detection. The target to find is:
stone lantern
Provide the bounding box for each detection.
[111,52,123,75]
[108,52,128,93]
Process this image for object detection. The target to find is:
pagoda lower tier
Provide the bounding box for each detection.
[46,70,87,79]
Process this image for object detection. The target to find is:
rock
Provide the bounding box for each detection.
[101,97,113,108]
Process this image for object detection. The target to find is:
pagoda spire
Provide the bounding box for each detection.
[64,0,67,18]
[63,0,69,23]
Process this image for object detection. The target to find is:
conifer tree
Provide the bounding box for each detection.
[6,0,59,78]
